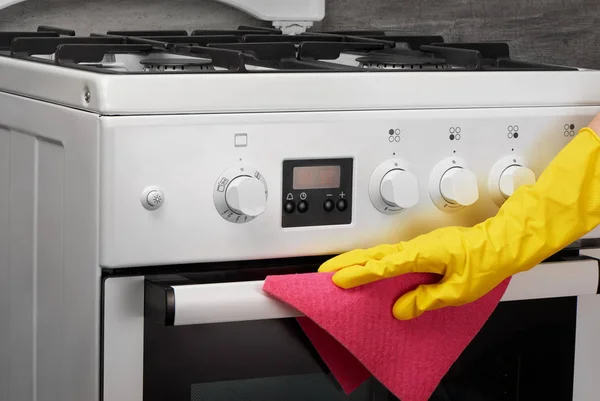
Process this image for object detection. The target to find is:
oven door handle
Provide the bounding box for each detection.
[144,258,600,327]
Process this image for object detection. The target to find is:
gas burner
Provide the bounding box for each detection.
[360,62,450,70]
[356,54,451,70]
[140,57,214,72]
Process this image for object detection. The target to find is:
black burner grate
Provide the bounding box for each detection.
[0,25,578,74]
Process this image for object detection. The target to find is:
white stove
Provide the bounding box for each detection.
[1,18,600,401]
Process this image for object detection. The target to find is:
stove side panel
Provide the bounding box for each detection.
[3,129,37,401]
[0,92,101,401]
[0,125,10,401]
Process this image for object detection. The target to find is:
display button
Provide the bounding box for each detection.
[297,200,309,213]
[284,201,295,214]
[336,199,347,211]
[323,199,335,212]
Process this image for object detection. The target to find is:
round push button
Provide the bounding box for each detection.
[336,199,347,211]
[297,200,309,213]
[324,199,335,212]
[284,201,295,214]
[141,186,164,211]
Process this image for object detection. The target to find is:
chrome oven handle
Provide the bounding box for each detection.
[145,258,599,326]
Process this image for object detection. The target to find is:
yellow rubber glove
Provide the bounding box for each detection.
[319,126,600,320]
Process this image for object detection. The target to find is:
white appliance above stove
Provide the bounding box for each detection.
[0,0,326,33]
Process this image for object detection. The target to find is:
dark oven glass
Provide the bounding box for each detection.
[430,296,576,401]
[142,258,578,401]
[143,317,389,401]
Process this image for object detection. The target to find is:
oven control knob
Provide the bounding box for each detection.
[369,159,419,214]
[499,166,536,197]
[488,156,536,206]
[380,170,419,209]
[429,157,479,211]
[214,165,268,223]
[225,176,267,217]
[440,167,479,206]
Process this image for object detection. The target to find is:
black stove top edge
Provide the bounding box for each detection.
[0,25,578,74]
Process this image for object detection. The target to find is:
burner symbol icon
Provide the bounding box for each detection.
[564,123,576,137]
[449,127,461,140]
[507,125,519,139]
[388,128,401,142]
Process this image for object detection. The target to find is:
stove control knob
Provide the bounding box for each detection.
[214,165,268,223]
[499,166,536,197]
[369,159,419,214]
[440,167,479,206]
[225,176,267,217]
[429,157,479,211]
[488,156,536,206]
[380,170,419,209]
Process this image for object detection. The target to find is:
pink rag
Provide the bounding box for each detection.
[262,272,510,401]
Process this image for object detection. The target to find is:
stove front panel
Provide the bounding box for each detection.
[99,106,600,268]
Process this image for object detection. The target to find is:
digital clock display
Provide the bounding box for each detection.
[293,165,341,190]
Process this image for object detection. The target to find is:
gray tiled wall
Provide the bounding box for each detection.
[1,0,599,68]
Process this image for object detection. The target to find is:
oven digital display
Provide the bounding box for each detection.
[292,165,341,190]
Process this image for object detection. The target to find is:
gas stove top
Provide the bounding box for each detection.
[0,24,599,116]
[0,25,578,73]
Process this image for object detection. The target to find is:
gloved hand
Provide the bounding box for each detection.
[319,125,600,320]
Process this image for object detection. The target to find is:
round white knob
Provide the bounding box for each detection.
[499,165,536,198]
[225,175,267,217]
[141,186,164,211]
[440,167,479,206]
[379,169,419,209]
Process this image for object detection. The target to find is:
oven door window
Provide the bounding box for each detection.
[430,296,577,401]
[143,317,387,401]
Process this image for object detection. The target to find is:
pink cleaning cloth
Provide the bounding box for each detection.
[262,272,510,401]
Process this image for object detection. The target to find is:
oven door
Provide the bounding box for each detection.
[101,254,600,401]
[141,259,393,401]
